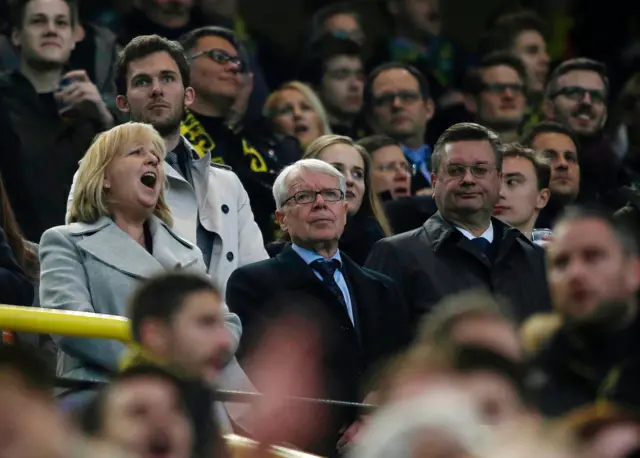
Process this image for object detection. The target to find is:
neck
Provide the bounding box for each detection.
[295,239,339,259]
[145,9,191,29]
[402,132,426,150]
[113,212,148,246]
[164,130,182,152]
[518,213,538,235]
[327,111,354,129]
[190,95,231,118]
[20,62,63,93]
[445,211,491,237]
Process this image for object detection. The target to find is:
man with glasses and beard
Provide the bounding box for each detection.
[366,123,551,324]
[66,34,265,430]
[531,206,640,416]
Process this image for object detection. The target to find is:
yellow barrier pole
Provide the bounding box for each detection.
[0,305,131,342]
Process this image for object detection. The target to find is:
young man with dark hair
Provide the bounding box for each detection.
[463,52,529,142]
[308,2,364,46]
[493,143,551,235]
[0,0,114,241]
[299,34,365,138]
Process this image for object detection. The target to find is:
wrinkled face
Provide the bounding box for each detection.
[546,70,608,136]
[370,68,434,142]
[103,138,165,218]
[102,376,192,458]
[450,315,523,362]
[162,291,231,383]
[512,30,550,93]
[323,13,365,45]
[320,55,364,118]
[476,65,527,129]
[318,144,366,215]
[117,51,193,137]
[547,218,640,322]
[12,0,75,69]
[189,35,242,103]
[431,140,501,219]
[270,89,324,147]
[276,169,348,245]
[371,145,412,199]
[494,156,549,232]
[531,132,580,203]
[396,0,442,37]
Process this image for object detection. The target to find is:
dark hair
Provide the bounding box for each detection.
[298,35,363,87]
[431,122,504,173]
[478,10,548,56]
[309,2,362,43]
[115,35,190,96]
[357,135,402,156]
[179,26,249,73]
[0,174,37,280]
[521,121,579,150]
[129,272,220,343]
[0,345,54,395]
[364,62,431,108]
[545,58,609,100]
[9,0,78,29]
[464,51,529,95]
[502,143,551,190]
[556,205,638,256]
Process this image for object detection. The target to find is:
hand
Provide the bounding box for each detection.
[538,234,554,250]
[54,70,113,128]
[415,187,434,197]
[226,72,254,133]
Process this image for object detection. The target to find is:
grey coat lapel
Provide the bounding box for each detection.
[147,216,201,270]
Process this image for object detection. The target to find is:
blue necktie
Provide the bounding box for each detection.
[470,237,491,254]
[310,259,346,308]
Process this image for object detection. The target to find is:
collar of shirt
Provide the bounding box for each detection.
[178,136,200,161]
[292,243,342,267]
[455,222,494,243]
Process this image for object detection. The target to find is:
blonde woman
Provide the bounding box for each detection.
[264,81,332,148]
[39,123,226,406]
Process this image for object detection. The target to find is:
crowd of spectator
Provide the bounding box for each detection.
[2,0,640,457]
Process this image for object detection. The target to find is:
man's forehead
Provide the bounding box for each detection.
[503,156,535,177]
[128,52,180,78]
[533,132,577,152]
[481,65,522,83]
[373,68,419,93]
[194,35,237,54]
[289,170,339,189]
[444,140,495,162]
[25,0,70,16]
[557,70,605,89]
[326,55,362,69]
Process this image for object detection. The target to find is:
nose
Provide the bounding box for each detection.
[391,95,403,110]
[555,156,569,170]
[150,78,163,96]
[461,168,476,184]
[582,92,593,105]
[146,152,159,166]
[503,87,514,99]
[292,105,303,119]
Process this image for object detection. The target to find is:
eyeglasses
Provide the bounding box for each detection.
[375,162,415,175]
[282,188,345,206]
[481,83,525,94]
[190,48,245,72]
[372,90,422,107]
[443,164,496,178]
[551,86,606,104]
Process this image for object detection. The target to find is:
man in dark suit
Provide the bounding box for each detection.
[226,158,411,455]
[366,123,551,324]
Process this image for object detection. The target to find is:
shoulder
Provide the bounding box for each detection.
[376,227,425,249]
[227,256,278,284]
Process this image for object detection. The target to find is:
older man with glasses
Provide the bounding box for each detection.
[366,123,552,324]
[226,158,410,456]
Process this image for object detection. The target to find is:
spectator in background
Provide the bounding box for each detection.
[179,26,300,243]
[41,123,240,409]
[532,206,640,416]
[543,58,627,209]
[463,52,529,143]
[366,123,551,323]
[0,0,114,242]
[226,158,410,455]
[298,35,367,139]
[365,62,435,195]
[357,135,412,201]
[307,2,365,46]
[478,9,551,128]
[522,121,581,228]
[264,80,332,148]
[302,135,392,265]
[0,225,33,306]
[493,144,551,236]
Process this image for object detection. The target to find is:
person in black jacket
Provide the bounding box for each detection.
[226,158,410,456]
[0,225,33,306]
[366,123,551,324]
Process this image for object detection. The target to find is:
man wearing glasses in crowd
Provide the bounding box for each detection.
[366,123,551,324]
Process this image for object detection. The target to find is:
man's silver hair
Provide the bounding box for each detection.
[272,158,347,209]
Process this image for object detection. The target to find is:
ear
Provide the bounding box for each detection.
[430,173,438,197]
[275,209,288,233]
[73,24,85,43]
[542,99,555,120]
[11,28,20,48]
[424,98,436,122]
[463,94,477,114]
[537,187,551,210]
[624,257,640,294]
[116,95,130,113]
[138,319,171,357]
[184,86,195,108]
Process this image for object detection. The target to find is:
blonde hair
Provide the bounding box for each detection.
[264,81,332,144]
[68,122,173,226]
[304,134,393,236]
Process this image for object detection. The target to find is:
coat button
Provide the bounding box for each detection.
[221,204,229,214]
[226,252,234,261]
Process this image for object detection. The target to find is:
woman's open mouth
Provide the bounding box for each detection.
[140,172,157,188]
